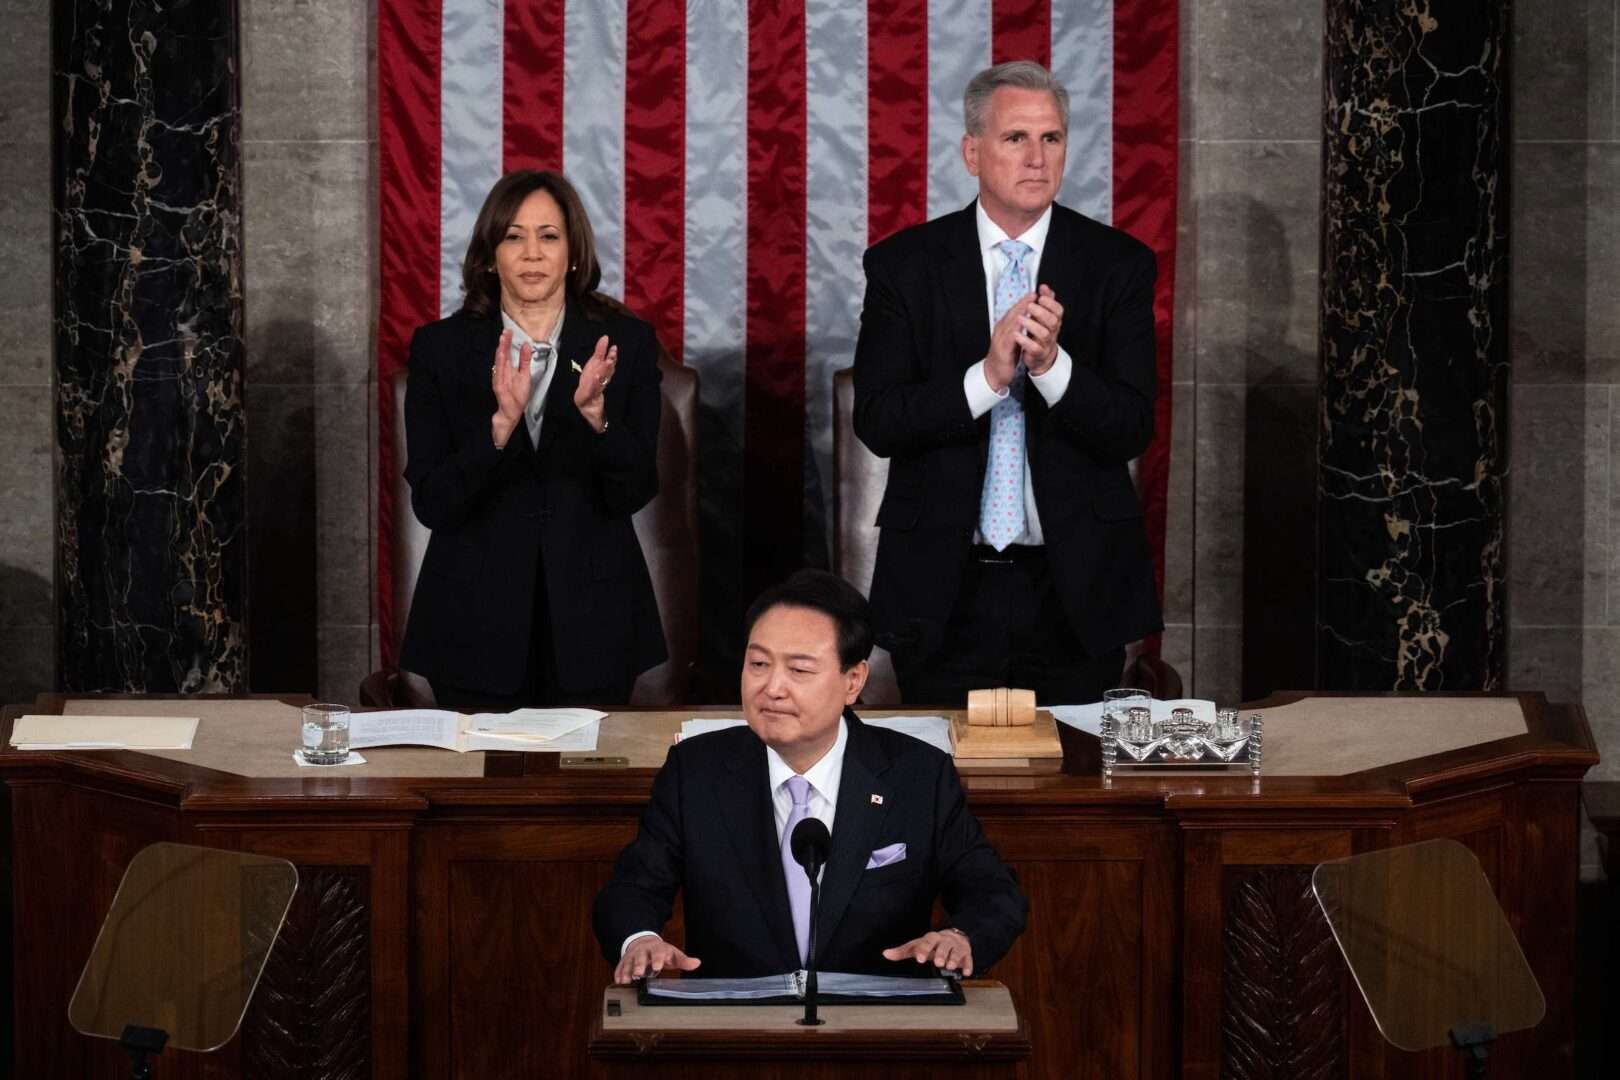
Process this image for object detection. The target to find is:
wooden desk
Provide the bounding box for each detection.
[588,981,1029,1078]
[0,692,1597,1079]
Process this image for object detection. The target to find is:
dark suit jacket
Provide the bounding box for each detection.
[592,711,1027,978]
[400,303,666,697]
[852,201,1163,664]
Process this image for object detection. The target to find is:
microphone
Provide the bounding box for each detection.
[790,818,831,876]
[790,818,831,1027]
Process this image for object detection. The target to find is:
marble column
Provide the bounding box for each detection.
[54,1,247,691]
[1316,2,1511,691]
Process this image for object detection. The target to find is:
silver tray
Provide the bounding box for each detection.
[1100,707,1263,776]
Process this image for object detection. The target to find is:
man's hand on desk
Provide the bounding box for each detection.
[882,928,973,977]
[614,935,702,984]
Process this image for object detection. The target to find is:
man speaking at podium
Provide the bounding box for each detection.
[594,571,1027,982]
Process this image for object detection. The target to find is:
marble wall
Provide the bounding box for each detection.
[1181,0,1325,702]
[0,1,54,706]
[240,1,376,701]
[1506,2,1620,792]
[55,0,248,692]
[1317,1,1510,690]
[0,5,1614,800]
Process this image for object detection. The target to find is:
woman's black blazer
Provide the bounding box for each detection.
[399,303,667,697]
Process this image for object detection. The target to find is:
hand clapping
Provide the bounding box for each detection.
[985,284,1064,391]
[573,334,617,434]
[489,328,534,448]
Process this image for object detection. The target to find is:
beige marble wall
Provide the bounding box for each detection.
[1182,0,1323,704]
[0,0,54,706]
[1507,6,1620,797]
[241,2,378,701]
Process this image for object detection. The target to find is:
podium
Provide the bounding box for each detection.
[587,981,1031,1079]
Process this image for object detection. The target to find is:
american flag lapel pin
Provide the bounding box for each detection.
[870,794,883,806]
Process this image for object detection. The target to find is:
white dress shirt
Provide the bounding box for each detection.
[620,719,851,958]
[961,200,1075,546]
[500,307,564,446]
[765,717,847,842]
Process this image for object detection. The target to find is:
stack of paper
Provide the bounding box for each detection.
[8,715,199,751]
[349,708,605,753]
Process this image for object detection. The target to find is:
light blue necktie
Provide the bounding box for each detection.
[980,239,1033,550]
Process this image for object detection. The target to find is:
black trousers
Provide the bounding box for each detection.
[433,554,633,711]
[894,545,1124,707]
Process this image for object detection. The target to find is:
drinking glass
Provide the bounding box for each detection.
[1103,687,1150,742]
[299,703,351,765]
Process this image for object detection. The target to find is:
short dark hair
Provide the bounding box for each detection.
[457,170,604,319]
[744,570,874,672]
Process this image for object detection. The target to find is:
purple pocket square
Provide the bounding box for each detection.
[865,842,907,870]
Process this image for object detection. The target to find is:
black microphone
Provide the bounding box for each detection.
[790,817,831,1026]
[790,817,831,876]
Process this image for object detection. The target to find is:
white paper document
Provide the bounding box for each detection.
[866,715,953,755]
[677,715,953,755]
[8,714,199,751]
[349,708,606,753]
[643,970,956,1001]
[1047,697,1218,735]
[677,717,745,740]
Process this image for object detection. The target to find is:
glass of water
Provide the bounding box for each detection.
[300,703,351,765]
[1103,687,1151,741]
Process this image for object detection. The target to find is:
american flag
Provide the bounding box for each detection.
[377,0,1178,663]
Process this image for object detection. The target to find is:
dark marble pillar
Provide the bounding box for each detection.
[54,2,247,692]
[1317,1,1510,690]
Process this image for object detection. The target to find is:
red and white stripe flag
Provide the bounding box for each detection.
[378,0,1177,662]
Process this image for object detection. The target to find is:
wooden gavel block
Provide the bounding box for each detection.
[966,688,1036,728]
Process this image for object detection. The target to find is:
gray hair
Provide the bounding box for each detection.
[962,61,1071,136]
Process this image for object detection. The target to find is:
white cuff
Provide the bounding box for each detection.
[1029,346,1073,405]
[620,930,661,958]
[963,361,1008,419]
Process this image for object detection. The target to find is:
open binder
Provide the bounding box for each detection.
[637,970,964,1007]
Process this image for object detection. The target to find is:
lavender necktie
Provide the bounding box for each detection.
[979,239,1033,550]
[780,775,813,966]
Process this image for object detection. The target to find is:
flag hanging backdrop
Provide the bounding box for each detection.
[377,0,1178,667]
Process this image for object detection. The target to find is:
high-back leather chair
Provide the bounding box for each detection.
[372,323,699,707]
[832,369,900,704]
[830,367,1178,704]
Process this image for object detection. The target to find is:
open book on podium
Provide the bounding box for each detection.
[591,979,1030,1076]
[638,971,963,1006]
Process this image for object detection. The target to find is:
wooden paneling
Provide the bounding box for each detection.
[988,821,1176,1080]
[8,780,180,1079]
[446,860,617,1079]
[1220,867,1346,1079]
[241,868,370,1078]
